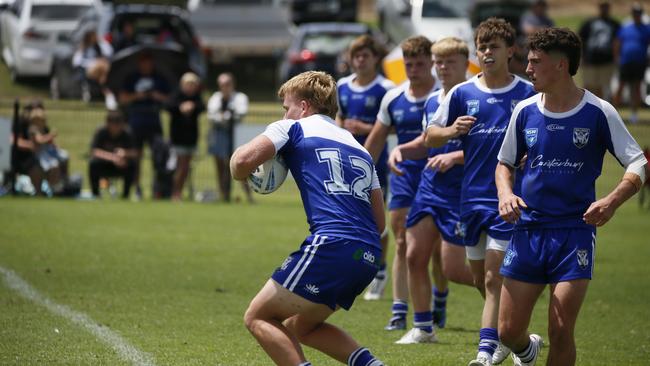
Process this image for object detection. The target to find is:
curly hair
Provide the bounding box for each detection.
[401,35,433,58]
[278,71,338,118]
[474,17,516,47]
[528,27,582,76]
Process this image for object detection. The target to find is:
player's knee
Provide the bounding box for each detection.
[406,247,428,270]
[243,307,258,333]
[548,318,574,346]
[483,269,503,293]
[394,237,407,257]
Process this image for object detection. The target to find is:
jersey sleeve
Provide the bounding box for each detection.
[498,104,527,168]
[261,119,297,154]
[429,88,460,128]
[601,101,647,176]
[371,167,381,190]
[376,91,393,127]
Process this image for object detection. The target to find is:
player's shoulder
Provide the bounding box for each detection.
[376,75,396,90]
[300,114,370,151]
[582,90,618,120]
[337,74,356,88]
[512,93,541,119]
[381,82,408,104]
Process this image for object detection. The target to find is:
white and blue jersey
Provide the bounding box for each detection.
[263,114,383,309]
[338,74,395,187]
[378,81,435,210]
[262,114,382,248]
[498,91,647,229]
[430,74,535,214]
[406,89,464,244]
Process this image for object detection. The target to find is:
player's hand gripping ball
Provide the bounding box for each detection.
[247,155,288,194]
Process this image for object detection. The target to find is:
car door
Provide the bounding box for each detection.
[1,0,24,65]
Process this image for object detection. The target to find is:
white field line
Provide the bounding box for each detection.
[0,266,156,366]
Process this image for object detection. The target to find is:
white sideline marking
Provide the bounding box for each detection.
[0,266,156,366]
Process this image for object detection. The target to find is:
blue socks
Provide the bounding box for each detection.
[478,327,499,356]
[413,311,433,333]
[432,287,448,328]
[391,300,407,322]
[348,347,384,366]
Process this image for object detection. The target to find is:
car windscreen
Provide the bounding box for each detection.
[422,0,470,18]
[302,32,362,56]
[112,15,194,48]
[30,5,91,21]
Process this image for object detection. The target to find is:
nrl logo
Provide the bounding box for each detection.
[466,100,480,116]
[573,128,590,149]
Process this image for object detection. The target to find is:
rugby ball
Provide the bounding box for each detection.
[247,155,288,194]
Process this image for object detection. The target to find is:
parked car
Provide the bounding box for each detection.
[377,0,474,46]
[49,3,206,100]
[278,22,375,83]
[0,0,99,81]
[290,0,357,25]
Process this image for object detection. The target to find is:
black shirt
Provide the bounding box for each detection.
[167,91,205,147]
[579,17,620,65]
[91,126,135,153]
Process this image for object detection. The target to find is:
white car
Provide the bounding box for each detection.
[0,0,99,80]
[378,0,474,47]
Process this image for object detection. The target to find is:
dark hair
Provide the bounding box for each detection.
[349,34,386,59]
[106,110,125,123]
[401,35,433,58]
[528,27,582,76]
[474,17,516,47]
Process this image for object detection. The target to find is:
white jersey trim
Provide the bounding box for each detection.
[338,74,395,93]
[498,94,539,167]
[377,81,436,127]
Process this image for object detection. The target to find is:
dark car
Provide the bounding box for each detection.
[50,3,206,101]
[290,0,357,25]
[278,22,376,83]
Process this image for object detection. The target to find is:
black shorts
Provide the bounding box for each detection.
[619,62,647,82]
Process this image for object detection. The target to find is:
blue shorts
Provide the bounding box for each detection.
[500,227,596,284]
[388,163,423,210]
[460,209,513,246]
[271,235,380,310]
[406,201,463,245]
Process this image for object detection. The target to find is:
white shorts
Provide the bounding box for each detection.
[465,234,509,261]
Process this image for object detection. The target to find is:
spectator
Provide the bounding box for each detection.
[207,72,253,203]
[167,72,205,201]
[118,51,170,199]
[520,0,554,37]
[12,100,46,194]
[614,2,650,124]
[88,110,137,199]
[72,29,116,109]
[27,108,68,195]
[112,19,137,52]
[579,1,620,99]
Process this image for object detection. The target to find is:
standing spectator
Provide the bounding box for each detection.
[88,110,137,199]
[118,51,170,199]
[520,0,554,37]
[168,72,205,201]
[112,19,137,52]
[207,72,253,203]
[579,1,620,99]
[72,29,116,109]
[614,2,650,124]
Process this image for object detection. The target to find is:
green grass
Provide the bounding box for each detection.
[2,151,650,365]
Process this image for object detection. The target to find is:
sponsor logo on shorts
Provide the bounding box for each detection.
[577,249,589,270]
[279,257,292,271]
[305,284,320,295]
[353,249,377,266]
[503,248,516,267]
[454,221,467,238]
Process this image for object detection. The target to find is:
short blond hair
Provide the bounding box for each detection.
[431,37,469,59]
[180,72,200,86]
[401,35,433,58]
[278,71,338,118]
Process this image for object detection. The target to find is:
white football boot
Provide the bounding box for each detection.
[395,327,437,344]
[512,334,543,366]
[468,353,493,366]
[363,270,388,300]
[492,343,511,364]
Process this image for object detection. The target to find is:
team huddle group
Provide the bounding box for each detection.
[230,18,648,366]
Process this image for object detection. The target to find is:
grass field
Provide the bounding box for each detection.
[2,148,650,365]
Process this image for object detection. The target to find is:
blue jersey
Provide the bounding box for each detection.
[616,22,650,65]
[420,89,463,209]
[430,74,535,213]
[337,73,395,145]
[377,81,435,168]
[498,91,647,229]
[262,114,382,248]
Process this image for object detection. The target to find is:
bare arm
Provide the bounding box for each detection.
[370,188,386,235]
[364,122,390,162]
[424,115,475,148]
[92,148,119,163]
[583,171,645,227]
[496,162,527,223]
[388,134,428,175]
[426,150,464,173]
[230,135,277,181]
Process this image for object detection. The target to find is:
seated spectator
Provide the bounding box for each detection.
[88,110,137,199]
[27,108,68,195]
[167,72,205,201]
[12,100,46,194]
[72,29,116,109]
